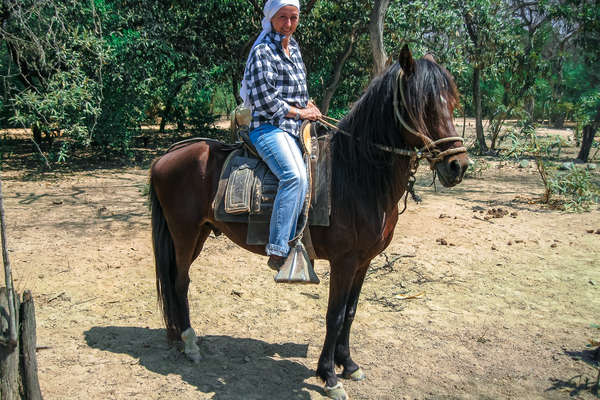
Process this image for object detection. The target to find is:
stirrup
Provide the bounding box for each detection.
[274,242,320,284]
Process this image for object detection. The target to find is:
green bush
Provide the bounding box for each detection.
[503,121,599,210]
[173,78,218,133]
[549,167,600,211]
[463,157,489,179]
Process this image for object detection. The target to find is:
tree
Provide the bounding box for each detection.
[454,0,525,153]
[484,0,555,149]
[295,1,369,114]
[1,0,105,161]
[577,105,600,162]
[369,0,391,76]
[320,22,360,114]
[2,0,598,165]
[566,0,600,162]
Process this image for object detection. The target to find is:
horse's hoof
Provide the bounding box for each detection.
[342,367,365,381]
[324,382,348,400]
[181,327,201,363]
[186,350,202,363]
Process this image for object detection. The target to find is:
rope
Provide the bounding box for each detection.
[317,116,466,164]
[317,117,418,157]
[392,68,438,151]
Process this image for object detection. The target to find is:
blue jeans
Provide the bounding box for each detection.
[249,124,308,257]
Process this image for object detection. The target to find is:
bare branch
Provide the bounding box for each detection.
[321,22,359,114]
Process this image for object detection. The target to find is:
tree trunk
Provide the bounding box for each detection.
[32,125,42,147]
[320,24,358,115]
[525,96,535,121]
[369,0,391,77]
[231,68,242,106]
[472,66,487,153]
[576,105,600,162]
[550,55,565,129]
[0,289,42,400]
[159,104,171,134]
[0,177,17,348]
[159,79,187,134]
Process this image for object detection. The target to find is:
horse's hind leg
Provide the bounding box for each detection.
[335,264,369,381]
[172,224,212,362]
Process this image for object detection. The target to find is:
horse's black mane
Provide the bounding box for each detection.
[331,59,458,213]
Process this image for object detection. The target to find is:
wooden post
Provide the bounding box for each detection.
[20,291,42,400]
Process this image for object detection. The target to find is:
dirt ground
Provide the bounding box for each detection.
[1,121,599,399]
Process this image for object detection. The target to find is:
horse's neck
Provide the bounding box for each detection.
[389,157,412,204]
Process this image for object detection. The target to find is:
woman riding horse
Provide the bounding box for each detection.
[150,44,470,399]
[240,0,322,272]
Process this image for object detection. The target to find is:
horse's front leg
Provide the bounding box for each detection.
[335,264,368,381]
[317,258,358,399]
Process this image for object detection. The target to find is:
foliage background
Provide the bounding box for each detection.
[0,0,599,163]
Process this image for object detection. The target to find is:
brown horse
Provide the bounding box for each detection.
[149,46,469,399]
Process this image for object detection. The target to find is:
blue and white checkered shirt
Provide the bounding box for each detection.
[244,31,309,137]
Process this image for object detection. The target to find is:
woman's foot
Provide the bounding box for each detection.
[267,255,286,271]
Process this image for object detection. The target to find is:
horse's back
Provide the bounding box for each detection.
[152,139,232,177]
[151,140,234,227]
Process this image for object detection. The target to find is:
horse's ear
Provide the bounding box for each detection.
[424,53,436,63]
[398,44,415,76]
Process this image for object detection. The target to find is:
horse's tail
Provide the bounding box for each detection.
[149,179,179,340]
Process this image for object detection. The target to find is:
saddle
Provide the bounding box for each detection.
[212,121,332,259]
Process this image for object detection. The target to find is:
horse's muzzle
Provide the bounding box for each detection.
[435,155,470,187]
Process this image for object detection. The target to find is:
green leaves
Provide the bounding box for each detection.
[549,167,600,211]
[1,0,599,166]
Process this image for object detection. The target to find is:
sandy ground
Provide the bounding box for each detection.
[1,121,600,399]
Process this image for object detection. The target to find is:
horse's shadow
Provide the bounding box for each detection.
[84,326,321,399]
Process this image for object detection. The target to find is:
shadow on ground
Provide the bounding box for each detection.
[1,127,231,178]
[545,348,599,397]
[84,326,321,399]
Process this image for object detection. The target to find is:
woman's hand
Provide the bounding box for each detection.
[288,102,322,121]
[300,101,322,121]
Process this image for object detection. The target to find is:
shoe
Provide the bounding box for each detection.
[267,255,286,271]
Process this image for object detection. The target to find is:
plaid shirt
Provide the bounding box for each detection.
[244,31,309,137]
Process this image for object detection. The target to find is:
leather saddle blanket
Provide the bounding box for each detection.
[213,122,332,246]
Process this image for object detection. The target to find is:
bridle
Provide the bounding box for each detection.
[391,68,467,168]
[318,67,467,170]
[316,66,468,213]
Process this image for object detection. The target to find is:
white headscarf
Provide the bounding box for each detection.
[240,0,301,106]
